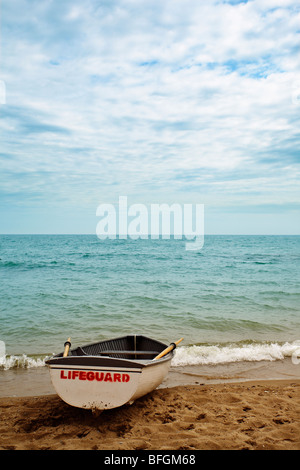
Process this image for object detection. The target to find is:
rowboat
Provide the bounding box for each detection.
[46,335,183,411]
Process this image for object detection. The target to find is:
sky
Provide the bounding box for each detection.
[0,0,299,235]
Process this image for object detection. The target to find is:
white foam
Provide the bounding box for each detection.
[1,342,300,369]
[0,354,49,370]
[172,341,300,367]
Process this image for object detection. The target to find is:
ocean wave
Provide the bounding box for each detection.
[1,341,300,370]
[0,259,75,270]
[0,354,50,370]
[172,341,300,366]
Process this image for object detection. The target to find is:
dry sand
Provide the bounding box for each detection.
[0,380,299,450]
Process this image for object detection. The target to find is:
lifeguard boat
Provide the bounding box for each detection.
[46,335,182,411]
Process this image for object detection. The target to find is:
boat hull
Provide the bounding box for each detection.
[48,357,171,410]
[46,335,173,410]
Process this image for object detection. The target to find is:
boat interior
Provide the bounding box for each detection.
[55,335,167,361]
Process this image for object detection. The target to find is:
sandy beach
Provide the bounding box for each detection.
[0,378,299,450]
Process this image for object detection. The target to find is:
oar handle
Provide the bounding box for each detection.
[63,338,71,357]
[154,338,183,360]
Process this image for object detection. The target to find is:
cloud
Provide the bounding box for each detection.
[0,0,299,232]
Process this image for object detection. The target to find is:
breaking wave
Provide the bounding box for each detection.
[1,341,300,370]
[0,354,50,370]
[172,341,300,367]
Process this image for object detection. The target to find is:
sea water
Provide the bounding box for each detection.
[0,235,300,370]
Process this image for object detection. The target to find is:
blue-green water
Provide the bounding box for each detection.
[1,235,300,368]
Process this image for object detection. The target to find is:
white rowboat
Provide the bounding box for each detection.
[46,335,182,410]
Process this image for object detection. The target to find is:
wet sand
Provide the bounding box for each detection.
[1,358,299,398]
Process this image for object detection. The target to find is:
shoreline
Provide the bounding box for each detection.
[1,357,299,398]
[0,379,299,450]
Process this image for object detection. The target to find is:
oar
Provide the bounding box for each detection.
[63,337,71,357]
[153,338,183,360]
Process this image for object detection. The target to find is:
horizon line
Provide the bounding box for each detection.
[0,233,299,237]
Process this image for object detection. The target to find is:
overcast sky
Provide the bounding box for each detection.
[0,0,299,234]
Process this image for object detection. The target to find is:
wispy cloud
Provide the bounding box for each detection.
[0,0,299,232]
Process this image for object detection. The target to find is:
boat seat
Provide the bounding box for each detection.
[96,350,160,356]
[69,347,162,359]
[72,349,160,358]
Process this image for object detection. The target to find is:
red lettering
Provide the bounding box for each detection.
[87,371,95,381]
[60,369,131,383]
[95,372,104,381]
